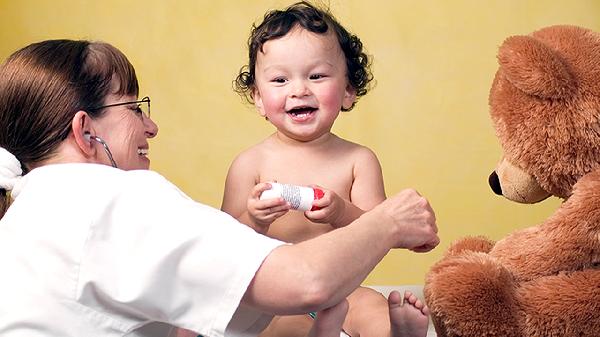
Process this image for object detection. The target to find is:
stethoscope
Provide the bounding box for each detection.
[84,133,117,168]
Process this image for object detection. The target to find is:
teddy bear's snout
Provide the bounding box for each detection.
[488,171,503,195]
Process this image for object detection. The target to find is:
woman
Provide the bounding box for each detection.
[0,39,439,337]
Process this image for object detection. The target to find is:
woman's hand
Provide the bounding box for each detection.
[375,189,439,252]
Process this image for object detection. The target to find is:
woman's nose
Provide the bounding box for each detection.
[144,116,159,138]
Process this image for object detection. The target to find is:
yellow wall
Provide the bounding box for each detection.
[1,1,599,284]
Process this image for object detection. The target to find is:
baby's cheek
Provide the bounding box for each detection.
[263,91,286,110]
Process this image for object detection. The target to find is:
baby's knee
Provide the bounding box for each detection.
[348,287,387,305]
[344,288,392,335]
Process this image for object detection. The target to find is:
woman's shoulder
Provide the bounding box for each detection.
[44,163,170,185]
[32,163,180,199]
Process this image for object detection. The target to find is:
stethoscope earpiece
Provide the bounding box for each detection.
[84,133,117,168]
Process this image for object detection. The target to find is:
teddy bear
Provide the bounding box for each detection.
[423,25,600,337]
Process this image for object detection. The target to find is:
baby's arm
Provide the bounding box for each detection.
[306,147,386,228]
[349,147,386,209]
[222,152,290,234]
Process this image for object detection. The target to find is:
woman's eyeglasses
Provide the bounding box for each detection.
[89,96,151,119]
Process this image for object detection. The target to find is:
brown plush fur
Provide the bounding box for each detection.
[424,25,600,337]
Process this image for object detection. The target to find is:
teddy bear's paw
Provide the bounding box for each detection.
[518,269,600,337]
[424,252,521,337]
[444,236,495,257]
[424,236,496,294]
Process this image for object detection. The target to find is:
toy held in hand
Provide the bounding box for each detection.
[259,183,324,211]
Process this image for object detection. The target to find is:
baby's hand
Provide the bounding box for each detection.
[304,186,346,227]
[247,182,291,234]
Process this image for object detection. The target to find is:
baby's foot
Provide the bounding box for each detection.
[308,300,349,337]
[388,290,429,337]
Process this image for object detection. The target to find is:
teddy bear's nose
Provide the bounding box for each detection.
[488,171,503,195]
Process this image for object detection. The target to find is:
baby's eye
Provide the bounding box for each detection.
[309,74,326,80]
[271,77,287,84]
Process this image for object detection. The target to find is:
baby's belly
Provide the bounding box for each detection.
[267,212,333,243]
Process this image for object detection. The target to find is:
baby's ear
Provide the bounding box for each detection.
[252,88,267,117]
[342,85,357,110]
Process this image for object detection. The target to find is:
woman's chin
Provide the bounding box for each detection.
[137,156,151,170]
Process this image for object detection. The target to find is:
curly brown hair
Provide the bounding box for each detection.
[234,1,373,111]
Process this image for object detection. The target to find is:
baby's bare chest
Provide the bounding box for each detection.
[258,150,357,242]
[258,151,355,198]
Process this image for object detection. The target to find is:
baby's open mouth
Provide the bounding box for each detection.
[287,106,317,118]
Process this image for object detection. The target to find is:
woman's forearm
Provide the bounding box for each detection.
[243,209,393,314]
[243,188,439,315]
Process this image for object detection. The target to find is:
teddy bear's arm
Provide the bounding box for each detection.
[491,170,600,281]
[444,235,495,257]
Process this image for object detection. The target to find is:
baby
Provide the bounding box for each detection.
[222,2,429,337]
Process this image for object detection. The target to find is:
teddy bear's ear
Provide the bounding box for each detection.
[498,35,576,99]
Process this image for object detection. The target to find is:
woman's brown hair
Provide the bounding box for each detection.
[0,39,139,219]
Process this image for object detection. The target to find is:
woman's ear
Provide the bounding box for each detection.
[342,85,357,110]
[71,110,95,156]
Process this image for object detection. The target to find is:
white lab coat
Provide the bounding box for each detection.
[0,163,283,337]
